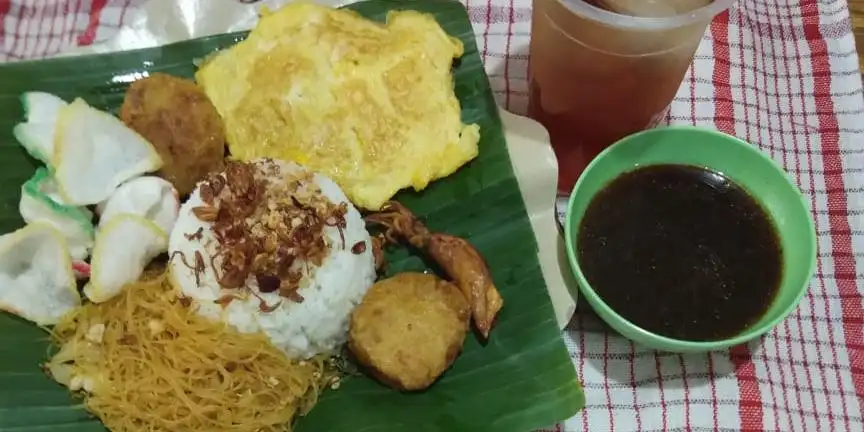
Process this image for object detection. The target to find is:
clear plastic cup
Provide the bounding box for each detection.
[527,0,736,193]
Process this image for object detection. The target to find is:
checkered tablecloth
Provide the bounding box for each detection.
[2,0,863,431]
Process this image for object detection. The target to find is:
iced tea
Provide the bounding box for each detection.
[528,0,732,192]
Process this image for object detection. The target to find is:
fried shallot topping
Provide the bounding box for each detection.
[184,227,204,241]
[194,159,347,303]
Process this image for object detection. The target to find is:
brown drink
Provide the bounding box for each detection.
[528,0,734,193]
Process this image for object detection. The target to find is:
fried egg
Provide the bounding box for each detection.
[196,3,480,210]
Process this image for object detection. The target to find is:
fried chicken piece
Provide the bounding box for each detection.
[119,72,226,196]
[348,272,470,391]
[426,234,504,337]
[370,234,387,272]
[365,201,503,338]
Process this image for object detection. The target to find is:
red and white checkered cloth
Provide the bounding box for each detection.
[2,0,863,431]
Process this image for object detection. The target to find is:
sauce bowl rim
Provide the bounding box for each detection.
[563,125,817,353]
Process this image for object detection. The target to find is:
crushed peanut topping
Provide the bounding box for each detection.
[194,159,348,305]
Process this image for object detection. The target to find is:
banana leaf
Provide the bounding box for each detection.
[0,1,584,430]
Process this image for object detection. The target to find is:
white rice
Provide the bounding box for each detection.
[168,160,376,359]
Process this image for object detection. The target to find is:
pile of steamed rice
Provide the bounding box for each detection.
[168,161,376,359]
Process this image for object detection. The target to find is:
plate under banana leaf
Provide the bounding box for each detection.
[0,0,584,430]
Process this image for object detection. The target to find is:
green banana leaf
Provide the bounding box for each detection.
[0,1,584,430]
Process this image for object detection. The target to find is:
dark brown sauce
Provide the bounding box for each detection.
[577,164,782,341]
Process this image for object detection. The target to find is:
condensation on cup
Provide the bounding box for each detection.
[528,0,735,193]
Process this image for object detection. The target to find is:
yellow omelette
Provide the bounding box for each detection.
[196,3,480,210]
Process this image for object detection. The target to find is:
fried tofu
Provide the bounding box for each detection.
[348,272,470,391]
[119,73,226,196]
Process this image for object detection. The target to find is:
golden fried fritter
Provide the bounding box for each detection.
[119,73,225,196]
[348,272,470,391]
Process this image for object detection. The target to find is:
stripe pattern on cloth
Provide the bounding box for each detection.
[2,0,863,431]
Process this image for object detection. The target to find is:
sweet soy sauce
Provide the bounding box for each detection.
[577,164,783,341]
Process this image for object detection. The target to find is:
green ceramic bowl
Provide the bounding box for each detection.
[564,126,817,353]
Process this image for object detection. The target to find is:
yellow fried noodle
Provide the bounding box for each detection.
[47,273,331,432]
